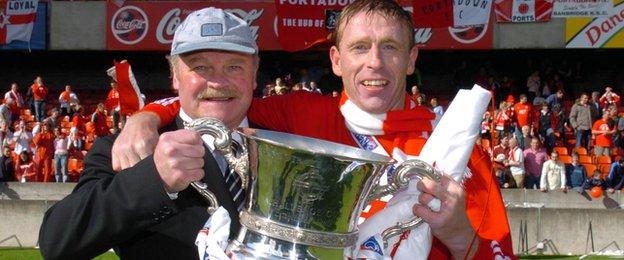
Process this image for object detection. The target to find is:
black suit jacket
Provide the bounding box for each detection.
[39,117,241,260]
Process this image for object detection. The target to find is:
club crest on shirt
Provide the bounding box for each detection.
[360,236,384,256]
[353,133,378,151]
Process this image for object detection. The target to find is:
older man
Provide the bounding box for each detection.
[111,0,513,258]
[38,8,257,259]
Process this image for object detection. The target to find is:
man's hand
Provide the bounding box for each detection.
[112,112,161,171]
[413,175,477,260]
[154,129,205,193]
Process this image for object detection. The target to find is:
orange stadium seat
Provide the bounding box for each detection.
[559,155,572,164]
[68,158,84,182]
[596,156,611,165]
[553,146,568,156]
[583,164,597,176]
[599,164,611,177]
[578,155,592,164]
[574,147,588,155]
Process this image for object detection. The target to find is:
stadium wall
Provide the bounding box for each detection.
[1,182,624,255]
[47,2,566,50]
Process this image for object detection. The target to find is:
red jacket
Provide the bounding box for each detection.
[143,92,515,259]
[31,83,48,101]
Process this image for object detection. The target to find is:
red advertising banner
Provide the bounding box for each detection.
[412,0,453,28]
[106,0,492,51]
[107,1,280,51]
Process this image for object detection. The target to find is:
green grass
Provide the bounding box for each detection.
[1,249,622,259]
[0,248,119,260]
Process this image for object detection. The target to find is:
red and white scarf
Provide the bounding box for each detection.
[339,92,437,161]
[339,92,439,258]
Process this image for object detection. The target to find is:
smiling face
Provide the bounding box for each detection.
[330,12,418,114]
[171,51,257,128]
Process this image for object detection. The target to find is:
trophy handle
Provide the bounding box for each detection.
[184,117,250,214]
[365,159,442,248]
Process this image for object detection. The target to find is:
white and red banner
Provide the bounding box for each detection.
[0,0,38,45]
[454,0,493,26]
[495,0,553,23]
[107,0,492,51]
[106,60,144,116]
[553,0,611,18]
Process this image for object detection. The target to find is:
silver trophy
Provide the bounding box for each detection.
[185,117,441,259]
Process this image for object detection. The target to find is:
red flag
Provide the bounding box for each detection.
[465,146,513,252]
[412,0,453,28]
[0,0,39,45]
[107,60,144,116]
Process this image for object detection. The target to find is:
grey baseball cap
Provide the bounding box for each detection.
[170,7,258,56]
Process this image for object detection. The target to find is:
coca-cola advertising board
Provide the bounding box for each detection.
[106,0,492,51]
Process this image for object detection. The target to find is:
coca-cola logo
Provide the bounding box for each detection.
[111,6,149,45]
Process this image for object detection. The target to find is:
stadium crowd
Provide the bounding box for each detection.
[0,60,623,197]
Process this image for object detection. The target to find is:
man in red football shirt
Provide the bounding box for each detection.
[110,1,514,258]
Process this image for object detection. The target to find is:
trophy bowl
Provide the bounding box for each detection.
[185,118,440,259]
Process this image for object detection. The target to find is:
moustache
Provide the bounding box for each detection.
[196,88,240,100]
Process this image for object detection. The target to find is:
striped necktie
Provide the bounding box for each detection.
[223,162,245,211]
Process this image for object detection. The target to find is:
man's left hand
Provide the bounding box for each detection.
[413,175,477,260]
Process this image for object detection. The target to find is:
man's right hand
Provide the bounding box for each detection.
[112,112,162,171]
[154,129,205,193]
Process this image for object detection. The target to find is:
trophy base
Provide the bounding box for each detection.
[227,226,349,259]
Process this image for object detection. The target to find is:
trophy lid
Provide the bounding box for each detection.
[236,128,394,164]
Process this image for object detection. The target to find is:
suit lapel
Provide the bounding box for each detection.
[175,116,241,236]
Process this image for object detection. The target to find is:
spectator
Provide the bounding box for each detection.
[552,104,568,145]
[43,108,61,130]
[331,90,339,97]
[11,120,32,155]
[274,77,288,95]
[493,134,511,172]
[537,102,556,152]
[517,125,533,151]
[526,71,540,101]
[545,89,564,110]
[498,76,513,102]
[430,97,444,117]
[0,98,13,127]
[58,84,79,117]
[540,151,567,192]
[584,170,605,190]
[599,86,620,111]
[4,82,24,122]
[410,85,422,102]
[69,105,86,150]
[592,111,616,156]
[506,136,525,188]
[524,138,548,189]
[291,83,303,91]
[33,121,55,182]
[91,103,110,137]
[304,81,322,94]
[15,151,36,182]
[494,101,513,138]
[0,146,15,182]
[53,128,69,183]
[0,121,13,150]
[31,76,49,122]
[566,152,587,193]
[415,95,426,106]
[590,91,602,118]
[569,93,596,151]
[513,94,534,137]
[105,81,120,133]
[605,158,624,194]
